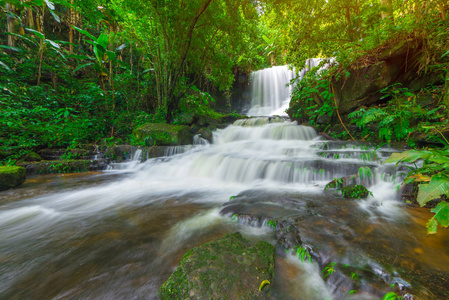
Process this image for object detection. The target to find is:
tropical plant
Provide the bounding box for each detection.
[385,149,449,234]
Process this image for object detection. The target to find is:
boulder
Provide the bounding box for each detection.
[22,151,42,162]
[159,232,275,299]
[340,184,372,199]
[0,166,26,191]
[132,123,193,146]
[198,127,213,143]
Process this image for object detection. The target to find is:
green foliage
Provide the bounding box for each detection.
[382,292,403,300]
[325,177,346,190]
[340,184,373,199]
[288,69,334,125]
[385,149,449,234]
[292,245,312,263]
[322,262,336,279]
[266,219,277,229]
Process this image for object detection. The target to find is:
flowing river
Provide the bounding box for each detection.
[1,66,449,299]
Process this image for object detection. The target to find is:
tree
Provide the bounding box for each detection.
[110,0,259,122]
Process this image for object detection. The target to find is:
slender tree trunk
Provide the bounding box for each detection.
[69,0,74,54]
[6,4,15,47]
[37,40,44,85]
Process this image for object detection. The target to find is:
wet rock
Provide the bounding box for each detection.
[18,159,108,175]
[198,127,213,143]
[132,123,193,146]
[0,166,26,191]
[276,224,302,250]
[105,145,134,161]
[159,232,275,299]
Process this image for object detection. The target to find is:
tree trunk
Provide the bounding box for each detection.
[69,0,74,54]
[6,4,15,47]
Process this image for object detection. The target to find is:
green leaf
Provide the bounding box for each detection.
[44,0,55,10]
[49,9,60,23]
[417,175,449,206]
[0,61,12,72]
[8,33,39,46]
[384,150,431,164]
[106,50,116,62]
[72,26,96,41]
[96,33,108,50]
[44,39,60,49]
[0,45,25,52]
[431,201,449,228]
[73,63,95,72]
[26,28,45,40]
[442,50,449,58]
[426,217,438,235]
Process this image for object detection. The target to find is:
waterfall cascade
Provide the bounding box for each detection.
[246,59,331,116]
[1,63,448,299]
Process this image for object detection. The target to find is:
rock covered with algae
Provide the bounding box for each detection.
[159,232,275,299]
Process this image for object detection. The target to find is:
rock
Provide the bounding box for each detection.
[105,145,134,161]
[174,112,196,125]
[340,184,372,199]
[0,166,26,191]
[132,123,193,146]
[159,232,275,299]
[18,159,108,175]
[198,128,213,143]
[22,151,42,162]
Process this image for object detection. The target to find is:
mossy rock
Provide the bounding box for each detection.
[159,232,275,299]
[198,127,213,143]
[341,184,372,199]
[19,159,108,175]
[0,166,26,191]
[132,123,193,146]
[22,151,42,162]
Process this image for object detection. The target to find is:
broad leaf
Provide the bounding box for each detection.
[44,39,60,49]
[26,28,45,40]
[96,33,108,50]
[0,61,12,72]
[384,150,431,164]
[49,9,60,23]
[408,173,431,182]
[73,63,95,72]
[0,45,25,52]
[44,0,55,10]
[431,201,449,228]
[417,175,449,206]
[8,33,39,46]
[115,43,127,51]
[72,26,96,41]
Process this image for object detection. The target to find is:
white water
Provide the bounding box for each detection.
[247,59,333,116]
[0,66,413,299]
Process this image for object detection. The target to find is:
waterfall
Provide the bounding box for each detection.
[246,59,334,116]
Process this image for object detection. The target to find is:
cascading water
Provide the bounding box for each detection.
[246,59,329,116]
[1,74,449,299]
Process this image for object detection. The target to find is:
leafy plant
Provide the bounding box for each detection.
[293,245,312,263]
[385,149,449,234]
[267,219,277,229]
[382,292,403,300]
[322,262,336,279]
[340,184,373,199]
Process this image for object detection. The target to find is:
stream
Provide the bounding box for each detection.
[1,66,449,299]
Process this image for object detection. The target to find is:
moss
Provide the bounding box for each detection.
[22,151,42,162]
[132,123,193,146]
[0,166,26,191]
[159,232,275,299]
[341,184,372,199]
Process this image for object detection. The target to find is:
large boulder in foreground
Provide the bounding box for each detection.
[132,123,193,146]
[0,166,26,191]
[159,232,275,299]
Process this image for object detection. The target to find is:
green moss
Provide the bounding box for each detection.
[0,166,26,191]
[159,232,275,299]
[341,184,373,199]
[132,123,193,146]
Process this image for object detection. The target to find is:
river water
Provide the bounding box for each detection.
[1,66,448,299]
